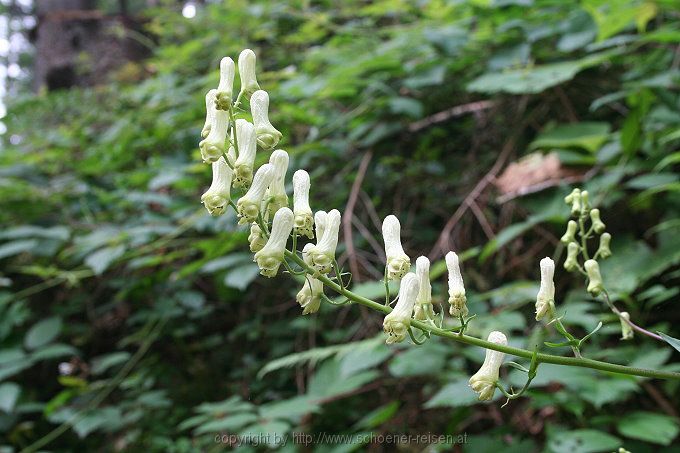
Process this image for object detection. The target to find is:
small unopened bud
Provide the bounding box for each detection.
[589,208,606,234]
[564,242,579,271]
[580,190,590,211]
[237,163,274,225]
[584,259,604,296]
[201,89,217,139]
[597,232,612,259]
[308,209,341,274]
[293,170,314,239]
[297,244,324,314]
[560,220,578,244]
[619,312,633,340]
[232,119,258,189]
[535,257,555,321]
[215,57,235,110]
[469,331,507,401]
[199,99,228,163]
[251,90,282,150]
[254,207,294,277]
[264,150,289,218]
[413,256,434,321]
[237,49,260,99]
[446,251,468,317]
[248,223,266,253]
[383,273,419,344]
[565,188,581,215]
[201,156,233,216]
[382,215,411,280]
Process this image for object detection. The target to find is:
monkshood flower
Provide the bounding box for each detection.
[382,215,410,280]
[236,163,274,225]
[215,57,235,111]
[254,207,294,277]
[264,150,289,218]
[199,96,228,163]
[446,251,468,317]
[535,257,555,321]
[383,273,419,344]
[248,223,266,253]
[232,119,258,189]
[560,220,577,244]
[251,90,282,150]
[469,331,507,401]
[201,89,217,139]
[308,209,341,274]
[584,259,604,296]
[293,170,314,238]
[200,156,233,216]
[314,210,327,240]
[597,232,612,259]
[564,242,579,271]
[296,243,324,315]
[620,312,633,340]
[238,49,260,99]
[589,208,606,234]
[413,256,434,321]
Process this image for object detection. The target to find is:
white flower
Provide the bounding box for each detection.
[254,207,294,277]
[620,312,633,340]
[296,244,324,314]
[236,163,274,225]
[200,156,233,216]
[293,170,314,238]
[469,331,507,401]
[201,89,217,139]
[251,90,282,150]
[584,259,604,296]
[535,257,555,321]
[264,149,289,218]
[199,97,228,163]
[238,48,260,99]
[446,251,468,317]
[232,119,258,189]
[382,215,410,280]
[215,56,235,110]
[383,273,419,344]
[248,223,266,253]
[308,209,341,274]
[314,210,327,240]
[413,256,434,321]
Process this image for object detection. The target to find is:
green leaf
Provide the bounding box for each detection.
[31,343,78,361]
[240,420,290,447]
[658,332,680,354]
[258,396,319,422]
[193,413,259,435]
[24,317,62,350]
[0,239,38,260]
[91,352,131,375]
[353,401,399,430]
[617,411,679,445]
[85,245,126,275]
[530,122,611,153]
[548,429,620,453]
[424,377,496,408]
[0,382,21,412]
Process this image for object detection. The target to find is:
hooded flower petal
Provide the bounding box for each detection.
[382,215,410,280]
[215,57,235,110]
[469,331,507,401]
[446,251,468,317]
[413,256,434,321]
[236,163,274,225]
[200,156,233,216]
[383,273,419,344]
[237,49,260,99]
[308,209,341,274]
[201,89,217,139]
[535,257,555,321]
[232,119,258,189]
[254,207,294,277]
[293,170,314,239]
[251,90,282,150]
[264,149,289,218]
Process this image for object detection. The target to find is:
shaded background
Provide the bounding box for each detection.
[1,0,679,451]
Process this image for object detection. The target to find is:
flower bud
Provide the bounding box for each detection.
[446,251,468,317]
[584,259,604,296]
[308,209,341,274]
[251,90,282,150]
[199,99,228,163]
[215,57,235,110]
[232,119,258,189]
[236,163,274,225]
[201,89,217,139]
[201,156,233,216]
[469,331,507,401]
[589,208,606,234]
[565,188,581,215]
[560,220,578,244]
[254,207,294,277]
[237,48,260,99]
[382,215,410,280]
[264,150,289,218]
[580,190,590,211]
[619,311,633,340]
[248,223,266,253]
[383,273,419,344]
[413,256,434,321]
[597,232,612,259]
[293,170,314,238]
[535,257,555,321]
[564,242,579,271]
[297,244,324,314]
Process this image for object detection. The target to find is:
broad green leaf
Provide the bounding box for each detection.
[658,332,680,354]
[194,413,259,435]
[353,401,399,430]
[91,352,131,375]
[0,239,38,260]
[240,420,290,448]
[85,245,126,275]
[424,377,496,408]
[617,411,679,445]
[0,382,20,412]
[388,342,448,377]
[30,343,78,361]
[530,122,610,153]
[24,317,62,350]
[548,429,620,453]
[258,396,319,422]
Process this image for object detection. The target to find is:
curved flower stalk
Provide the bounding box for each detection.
[469,331,507,401]
[620,312,633,340]
[215,57,235,111]
[413,256,434,321]
[584,259,603,296]
[296,244,324,314]
[446,251,468,317]
[254,207,294,277]
[308,209,341,274]
[383,273,419,344]
[535,257,555,321]
[201,89,217,139]
[264,150,289,218]
[292,170,314,239]
[248,223,266,253]
[232,119,258,189]
[200,156,233,216]
[236,163,274,225]
[251,90,282,150]
[199,100,229,163]
[382,215,410,280]
[238,49,260,100]
[314,210,327,240]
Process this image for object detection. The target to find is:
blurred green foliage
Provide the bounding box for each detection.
[1,0,680,451]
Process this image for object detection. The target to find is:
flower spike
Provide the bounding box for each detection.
[254,207,294,277]
[382,215,410,280]
[215,57,235,110]
[251,90,282,150]
[308,209,341,274]
[383,273,419,344]
[237,49,260,100]
[446,251,468,317]
[469,331,507,401]
[413,256,434,321]
[236,163,274,225]
[293,170,314,239]
[264,150,289,218]
[201,156,233,216]
[232,119,258,189]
